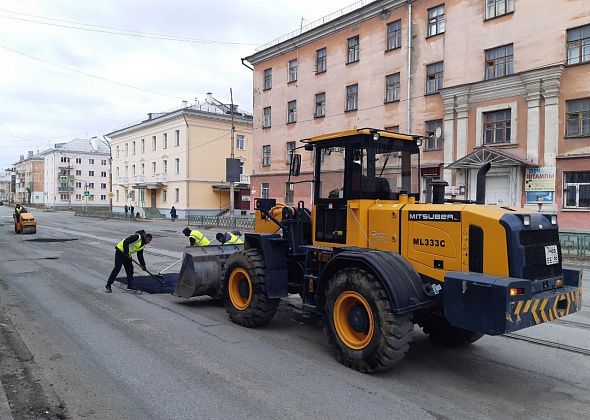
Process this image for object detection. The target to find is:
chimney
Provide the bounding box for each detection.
[28,151,33,159]
[90,136,98,151]
[147,113,153,120]
[206,92,213,103]
[182,100,188,108]
[20,155,24,162]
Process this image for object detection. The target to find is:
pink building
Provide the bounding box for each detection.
[244,0,590,229]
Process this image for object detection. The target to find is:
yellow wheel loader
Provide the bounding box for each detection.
[174,129,582,373]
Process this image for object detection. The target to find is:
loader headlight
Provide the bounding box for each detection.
[551,215,557,225]
[510,288,525,297]
[523,215,531,226]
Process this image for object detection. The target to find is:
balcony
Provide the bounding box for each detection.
[239,174,250,184]
[117,176,129,185]
[153,173,167,183]
[145,173,167,189]
[58,186,74,193]
[133,175,146,183]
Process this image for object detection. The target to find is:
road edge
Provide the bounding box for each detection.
[0,379,13,420]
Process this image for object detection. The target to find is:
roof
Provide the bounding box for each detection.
[38,138,110,156]
[302,128,421,144]
[445,146,536,169]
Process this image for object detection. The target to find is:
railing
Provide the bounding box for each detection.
[117,176,129,184]
[559,232,590,261]
[75,210,130,220]
[239,174,250,184]
[133,175,146,183]
[187,215,255,229]
[58,186,74,192]
[153,173,168,183]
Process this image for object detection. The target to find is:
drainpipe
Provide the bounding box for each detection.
[241,58,253,71]
[183,113,190,220]
[406,0,413,133]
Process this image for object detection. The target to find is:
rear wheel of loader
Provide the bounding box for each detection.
[416,312,484,346]
[223,249,279,327]
[322,268,413,373]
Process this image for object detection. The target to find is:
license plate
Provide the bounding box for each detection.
[544,245,559,265]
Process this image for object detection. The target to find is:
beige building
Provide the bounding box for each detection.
[244,0,590,229]
[13,151,44,205]
[106,95,253,218]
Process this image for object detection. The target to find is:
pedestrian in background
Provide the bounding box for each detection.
[130,205,135,219]
[105,230,152,293]
[124,204,129,217]
[170,206,177,222]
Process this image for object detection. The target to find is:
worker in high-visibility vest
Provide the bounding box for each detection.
[182,227,211,247]
[105,230,152,293]
[216,231,244,245]
[14,204,25,222]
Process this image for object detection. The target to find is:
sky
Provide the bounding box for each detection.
[0,0,358,170]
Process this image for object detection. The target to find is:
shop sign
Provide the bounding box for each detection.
[421,166,440,177]
[525,167,556,191]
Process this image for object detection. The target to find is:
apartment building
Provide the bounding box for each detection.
[13,151,44,204]
[0,169,15,202]
[244,0,590,229]
[106,95,253,218]
[41,138,111,209]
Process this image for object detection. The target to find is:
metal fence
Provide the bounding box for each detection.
[187,215,255,229]
[559,233,590,261]
[75,210,131,220]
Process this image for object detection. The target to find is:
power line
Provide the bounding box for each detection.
[0,9,259,46]
[0,129,53,146]
[0,43,185,100]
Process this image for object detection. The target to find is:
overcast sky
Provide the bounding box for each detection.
[0,0,357,170]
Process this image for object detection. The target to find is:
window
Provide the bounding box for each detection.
[124,144,128,156]
[89,170,94,176]
[60,194,69,201]
[285,182,294,203]
[385,73,401,102]
[425,120,444,150]
[152,162,157,175]
[385,125,400,132]
[124,166,128,177]
[485,44,513,80]
[175,130,180,146]
[76,170,81,176]
[132,141,136,155]
[288,59,298,82]
[141,138,145,153]
[116,146,120,158]
[101,171,107,177]
[286,141,296,164]
[566,98,590,137]
[87,182,95,189]
[564,172,590,208]
[347,36,360,63]
[141,163,145,175]
[240,161,244,175]
[89,159,95,164]
[315,92,326,118]
[316,48,327,73]
[287,100,297,123]
[76,194,82,200]
[261,183,270,199]
[101,195,106,201]
[116,167,119,177]
[101,160,107,165]
[175,188,180,203]
[175,158,180,175]
[345,84,359,111]
[163,160,168,174]
[101,183,107,189]
[483,109,511,144]
[485,0,514,19]
[262,145,271,167]
[75,158,82,164]
[386,20,402,50]
[75,182,82,188]
[163,133,168,149]
[236,134,245,150]
[152,136,157,151]
[427,5,445,37]
[426,62,444,93]
[162,190,167,203]
[263,68,272,89]
[263,107,272,128]
[567,25,590,65]
[116,190,119,201]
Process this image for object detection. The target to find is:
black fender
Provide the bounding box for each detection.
[243,233,289,298]
[318,249,432,315]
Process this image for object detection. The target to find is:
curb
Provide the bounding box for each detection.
[0,380,13,420]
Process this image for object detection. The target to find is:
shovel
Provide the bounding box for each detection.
[130,257,165,287]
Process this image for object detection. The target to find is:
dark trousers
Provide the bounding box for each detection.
[107,249,134,287]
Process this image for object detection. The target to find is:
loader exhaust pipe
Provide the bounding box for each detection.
[476,163,492,205]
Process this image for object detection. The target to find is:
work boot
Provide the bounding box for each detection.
[105,284,112,293]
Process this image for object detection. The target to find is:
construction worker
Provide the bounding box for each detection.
[216,231,244,245]
[182,227,210,247]
[105,230,152,293]
[14,204,25,222]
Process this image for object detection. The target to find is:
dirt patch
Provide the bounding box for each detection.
[24,239,77,243]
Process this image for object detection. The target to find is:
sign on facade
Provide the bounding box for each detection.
[525,167,556,203]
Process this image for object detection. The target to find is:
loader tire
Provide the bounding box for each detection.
[322,268,413,373]
[416,312,484,347]
[223,249,279,327]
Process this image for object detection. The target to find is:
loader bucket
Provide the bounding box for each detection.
[172,244,242,299]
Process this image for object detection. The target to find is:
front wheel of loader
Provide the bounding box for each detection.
[223,249,279,327]
[322,268,413,373]
[415,312,484,347]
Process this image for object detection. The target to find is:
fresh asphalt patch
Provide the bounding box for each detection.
[24,238,78,243]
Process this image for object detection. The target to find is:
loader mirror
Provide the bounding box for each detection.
[290,153,301,177]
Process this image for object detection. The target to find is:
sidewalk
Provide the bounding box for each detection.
[0,380,13,420]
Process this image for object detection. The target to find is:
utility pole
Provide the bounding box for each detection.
[229,88,235,221]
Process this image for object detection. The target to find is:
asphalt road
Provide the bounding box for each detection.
[0,206,589,419]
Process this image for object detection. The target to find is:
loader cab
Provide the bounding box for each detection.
[301,129,422,246]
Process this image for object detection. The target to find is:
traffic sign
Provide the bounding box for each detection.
[84,191,90,197]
